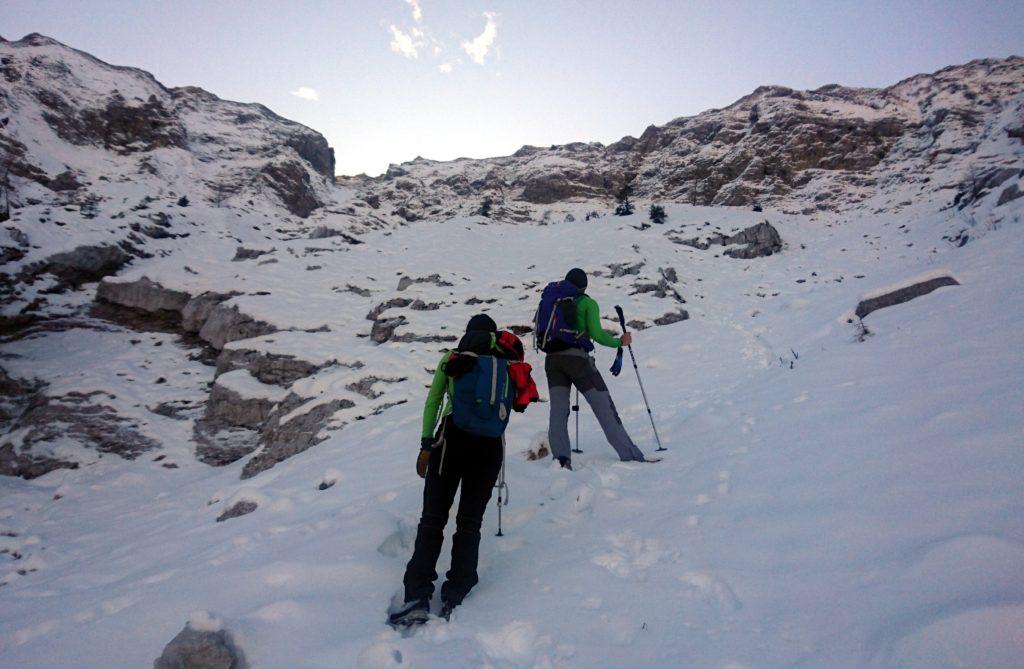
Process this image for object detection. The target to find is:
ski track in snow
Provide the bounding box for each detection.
[1,195,1023,668]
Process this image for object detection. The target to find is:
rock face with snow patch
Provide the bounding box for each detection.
[0,33,338,321]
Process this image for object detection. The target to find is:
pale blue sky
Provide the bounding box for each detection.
[3,1,1022,175]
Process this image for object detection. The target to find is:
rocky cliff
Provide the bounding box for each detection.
[339,56,1024,224]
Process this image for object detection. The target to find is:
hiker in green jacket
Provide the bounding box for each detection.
[391,315,538,627]
[538,268,645,469]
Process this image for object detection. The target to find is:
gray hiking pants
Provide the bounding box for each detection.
[545,349,645,463]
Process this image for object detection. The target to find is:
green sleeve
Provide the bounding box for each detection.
[578,295,622,349]
[421,352,452,439]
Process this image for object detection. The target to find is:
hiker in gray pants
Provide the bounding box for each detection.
[541,268,645,468]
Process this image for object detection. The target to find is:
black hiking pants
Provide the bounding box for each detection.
[403,420,503,606]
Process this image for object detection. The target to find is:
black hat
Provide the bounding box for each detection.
[466,314,497,333]
[565,268,588,290]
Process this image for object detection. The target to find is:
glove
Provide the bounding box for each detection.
[416,448,431,479]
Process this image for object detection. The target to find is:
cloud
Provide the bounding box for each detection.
[438,63,453,74]
[461,12,498,65]
[389,25,420,58]
[289,86,320,101]
[404,0,422,22]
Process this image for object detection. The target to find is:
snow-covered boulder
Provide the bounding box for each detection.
[154,611,248,668]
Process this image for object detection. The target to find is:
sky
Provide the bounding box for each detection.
[2,0,1022,176]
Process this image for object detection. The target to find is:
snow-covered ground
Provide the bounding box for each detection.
[2,195,1023,667]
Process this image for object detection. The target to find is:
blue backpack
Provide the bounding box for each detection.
[534,281,594,352]
[450,353,513,438]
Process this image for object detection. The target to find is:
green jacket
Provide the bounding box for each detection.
[574,294,623,349]
[422,351,456,439]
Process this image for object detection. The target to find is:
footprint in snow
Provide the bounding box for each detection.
[677,571,743,612]
[592,531,664,580]
[376,518,417,558]
[717,470,732,495]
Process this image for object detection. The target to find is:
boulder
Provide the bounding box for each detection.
[38,244,131,289]
[199,304,277,350]
[153,617,247,669]
[216,500,258,522]
[722,221,783,259]
[654,310,690,326]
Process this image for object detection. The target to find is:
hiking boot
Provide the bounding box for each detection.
[440,600,457,621]
[556,456,573,471]
[388,599,429,627]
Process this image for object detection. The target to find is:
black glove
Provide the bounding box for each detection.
[421,437,435,450]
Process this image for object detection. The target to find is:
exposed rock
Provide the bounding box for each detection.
[410,299,440,311]
[154,620,248,668]
[659,267,679,283]
[231,247,273,262]
[722,221,783,258]
[675,221,783,259]
[96,277,190,314]
[215,500,258,523]
[199,304,277,350]
[0,443,78,479]
[181,292,235,333]
[149,399,204,421]
[0,390,160,479]
[241,395,354,479]
[346,376,407,400]
[370,316,406,344]
[35,244,131,289]
[997,184,1022,206]
[631,278,685,302]
[286,132,335,179]
[391,332,458,344]
[261,161,322,218]
[308,226,362,244]
[215,348,328,386]
[205,382,278,429]
[47,169,82,191]
[366,298,412,321]
[654,310,690,326]
[396,274,454,291]
[607,261,645,277]
[194,423,260,467]
[855,276,960,319]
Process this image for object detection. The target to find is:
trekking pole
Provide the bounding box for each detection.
[496,435,509,536]
[614,305,665,452]
[572,388,582,453]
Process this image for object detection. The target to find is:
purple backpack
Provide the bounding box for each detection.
[534,281,594,352]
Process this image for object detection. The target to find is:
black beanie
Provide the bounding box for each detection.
[466,314,497,333]
[565,267,588,290]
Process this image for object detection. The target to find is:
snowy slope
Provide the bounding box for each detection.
[3,197,1023,667]
[1,33,1023,669]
